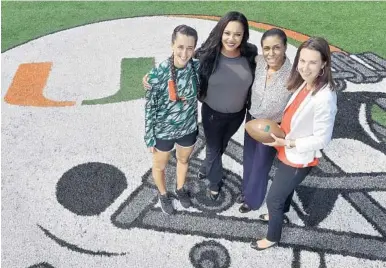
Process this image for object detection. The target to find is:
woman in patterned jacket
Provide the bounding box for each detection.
[144,25,200,215]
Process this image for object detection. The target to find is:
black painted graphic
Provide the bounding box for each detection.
[56,162,127,216]
[332,52,386,91]
[27,263,55,268]
[41,52,386,267]
[38,225,127,257]
[111,125,386,264]
[189,240,231,268]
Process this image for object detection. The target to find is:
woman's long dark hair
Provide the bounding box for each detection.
[195,11,256,99]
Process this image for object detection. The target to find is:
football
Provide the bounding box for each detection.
[245,119,285,143]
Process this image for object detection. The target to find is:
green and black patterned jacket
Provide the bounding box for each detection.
[144,59,200,147]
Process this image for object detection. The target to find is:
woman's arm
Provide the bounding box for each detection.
[294,91,338,153]
[144,68,160,148]
[142,73,151,90]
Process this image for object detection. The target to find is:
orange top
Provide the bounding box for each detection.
[277,86,319,168]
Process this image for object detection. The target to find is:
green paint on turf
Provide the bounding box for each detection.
[82,57,153,105]
[372,104,386,127]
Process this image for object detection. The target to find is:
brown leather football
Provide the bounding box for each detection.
[245,119,285,143]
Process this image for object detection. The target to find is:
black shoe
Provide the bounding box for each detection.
[175,188,191,208]
[238,203,251,213]
[235,194,244,204]
[258,213,290,224]
[159,193,175,215]
[197,172,206,180]
[250,241,278,251]
[258,213,269,222]
[208,190,219,201]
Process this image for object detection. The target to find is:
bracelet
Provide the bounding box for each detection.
[285,139,291,149]
[285,139,295,149]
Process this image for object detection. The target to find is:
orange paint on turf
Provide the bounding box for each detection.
[172,15,343,53]
[4,62,75,107]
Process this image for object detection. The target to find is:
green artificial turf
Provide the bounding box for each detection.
[372,104,386,127]
[2,1,386,57]
[3,1,385,125]
[82,57,154,105]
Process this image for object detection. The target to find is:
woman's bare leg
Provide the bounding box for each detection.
[175,144,194,189]
[152,149,171,194]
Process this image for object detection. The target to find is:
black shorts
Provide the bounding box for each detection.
[155,131,198,152]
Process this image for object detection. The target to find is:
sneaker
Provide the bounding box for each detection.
[208,190,220,201]
[159,193,175,215]
[175,188,191,208]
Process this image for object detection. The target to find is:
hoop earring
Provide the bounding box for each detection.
[319,68,325,76]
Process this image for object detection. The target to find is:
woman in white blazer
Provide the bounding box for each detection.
[250,37,338,250]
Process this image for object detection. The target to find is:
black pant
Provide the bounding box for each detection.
[266,161,312,242]
[200,102,245,192]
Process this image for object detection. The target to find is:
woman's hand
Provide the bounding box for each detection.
[142,74,151,90]
[263,133,287,147]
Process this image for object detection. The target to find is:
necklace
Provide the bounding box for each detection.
[267,67,278,75]
[266,70,276,81]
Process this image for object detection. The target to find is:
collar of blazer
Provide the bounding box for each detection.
[284,81,311,112]
[284,81,330,111]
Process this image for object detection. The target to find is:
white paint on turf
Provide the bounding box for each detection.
[318,194,381,237]
[359,103,381,143]
[2,15,385,268]
[324,138,386,173]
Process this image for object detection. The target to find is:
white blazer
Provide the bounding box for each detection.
[283,81,337,166]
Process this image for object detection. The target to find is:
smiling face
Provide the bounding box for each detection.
[298,48,326,85]
[171,33,196,68]
[262,35,287,70]
[221,21,244,57]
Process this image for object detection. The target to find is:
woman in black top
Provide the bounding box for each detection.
[195,11,257,200]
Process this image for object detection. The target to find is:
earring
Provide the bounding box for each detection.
[319,68,325,76]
